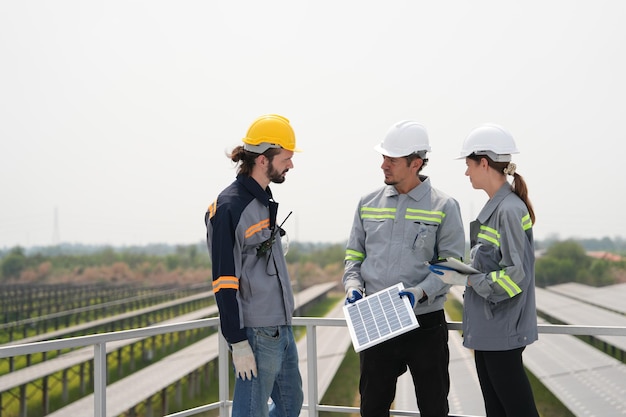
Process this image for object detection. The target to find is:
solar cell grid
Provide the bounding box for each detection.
[343,283,420,352]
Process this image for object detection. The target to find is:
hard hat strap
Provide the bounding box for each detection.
[244,142,281,154]
[474,150,511,163]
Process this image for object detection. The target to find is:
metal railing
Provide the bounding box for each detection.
[1,318,625,417]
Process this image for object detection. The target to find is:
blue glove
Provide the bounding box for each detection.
[399,286,425,310]
[429,264,468,286]
[345,287,363,305]
[428,264,456,274]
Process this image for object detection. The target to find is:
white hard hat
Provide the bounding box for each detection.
[374,120,431,158]
[458,124,519,162]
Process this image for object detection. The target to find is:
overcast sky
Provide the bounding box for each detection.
[1,1,625,249]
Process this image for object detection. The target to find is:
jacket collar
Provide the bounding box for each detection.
[384,175,431,202]
[476,182,513,223]
[237,174,273,207]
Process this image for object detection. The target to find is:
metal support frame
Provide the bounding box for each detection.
[93,342,107,417]
[0,318,624,417]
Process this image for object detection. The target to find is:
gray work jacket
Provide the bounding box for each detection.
[206,175,294,344]
[343,176,465,315]
[463,183,538,351]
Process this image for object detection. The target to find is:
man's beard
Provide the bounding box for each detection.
[267,162,287,184]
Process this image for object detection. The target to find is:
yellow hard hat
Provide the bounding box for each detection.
[242,114,301,153]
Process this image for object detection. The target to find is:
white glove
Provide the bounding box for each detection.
[345,287,363,305]
[231,340,257,380]
[430,265,468,286]
[399,286,425,310]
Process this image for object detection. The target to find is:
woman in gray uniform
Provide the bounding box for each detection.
[431,124,539,417]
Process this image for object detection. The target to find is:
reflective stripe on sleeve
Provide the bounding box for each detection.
[345,249,365,262]
[212,276,239,293]
[522,213,533,231]
[207,200,217,220]
[478,225,500,247]
[489,270,522,298]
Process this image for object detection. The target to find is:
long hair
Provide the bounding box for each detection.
[467,154,536,224]
[229,146,281,176]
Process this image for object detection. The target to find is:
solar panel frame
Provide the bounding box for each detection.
[343,283,420,352]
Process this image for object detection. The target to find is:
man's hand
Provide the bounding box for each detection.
[429,265,469,286]
[399,286,424,310]
[345,287,363,305]
[231,340,257,380]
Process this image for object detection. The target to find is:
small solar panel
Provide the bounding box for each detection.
[343,283,420,352]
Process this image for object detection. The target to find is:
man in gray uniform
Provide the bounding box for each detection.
[343,120,465,417]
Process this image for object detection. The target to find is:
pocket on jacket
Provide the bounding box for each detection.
[363,217,390,234]
[409,221,438,251]
[244,227,273,256]
[483,301,494,320]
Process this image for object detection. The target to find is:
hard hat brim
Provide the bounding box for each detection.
[456,150,513,162]
[244,142,302,153]
[374,143,400,157]
[374,143,427,158]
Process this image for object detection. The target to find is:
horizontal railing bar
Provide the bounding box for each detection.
[164,401,222,417]
[315,404,482,417]
[0,283,213,330]
[2,317,625,359]
[1,312,625,417]
[534,323,626,336]
[292,318,626,336]
[0,317,220,358]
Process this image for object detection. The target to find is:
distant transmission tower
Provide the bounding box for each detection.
[52,206,60,245]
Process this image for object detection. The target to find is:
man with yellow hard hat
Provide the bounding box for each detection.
[205,114,303,417]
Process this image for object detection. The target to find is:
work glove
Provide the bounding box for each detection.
[231,340,257,380]
[429,264,469,286]
[399,286,425,310]
[345,287,363,305]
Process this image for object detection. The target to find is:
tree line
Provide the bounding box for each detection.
[1,239,624,287]
[0,244,212,284]
[535,240,625,287]
[0,242,347,286]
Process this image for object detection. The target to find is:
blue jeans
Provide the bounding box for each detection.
[231,325,303,417]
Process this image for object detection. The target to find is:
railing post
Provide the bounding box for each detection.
[218,330,230,417]
[94,342,107,417]
[306,323,319,417]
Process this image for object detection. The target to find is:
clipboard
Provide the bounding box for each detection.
[428,257,481,274]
